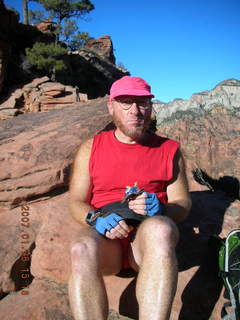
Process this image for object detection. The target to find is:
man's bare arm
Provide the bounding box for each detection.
[165,149,192,223]
[68,138,94,225]
[68,138,133,239]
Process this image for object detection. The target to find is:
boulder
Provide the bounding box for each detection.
[40,82,65,96]
[0,108,19,120]
[0,78,90,118]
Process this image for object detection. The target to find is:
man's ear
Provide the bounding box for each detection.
[107,100,114,115]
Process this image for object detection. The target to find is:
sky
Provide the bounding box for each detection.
[4,0,240,102]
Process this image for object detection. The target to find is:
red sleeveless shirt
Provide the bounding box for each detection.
[89,130,179,209]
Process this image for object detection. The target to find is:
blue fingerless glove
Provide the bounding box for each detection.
[95,213,123,236]
[145,193,165,216]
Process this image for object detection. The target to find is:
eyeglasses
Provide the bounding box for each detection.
[114,98,152,111]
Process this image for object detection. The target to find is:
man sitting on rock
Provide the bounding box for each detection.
[68,76,192,320]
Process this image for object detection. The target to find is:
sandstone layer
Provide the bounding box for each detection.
[0,77,88,119]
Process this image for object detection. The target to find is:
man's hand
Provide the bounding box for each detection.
[129,192,164,216]
[95,213,133,239]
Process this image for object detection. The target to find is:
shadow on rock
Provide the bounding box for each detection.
[177,190,236,319]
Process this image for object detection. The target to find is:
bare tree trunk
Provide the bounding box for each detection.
[51,67,56,82]
[22,0,29,24]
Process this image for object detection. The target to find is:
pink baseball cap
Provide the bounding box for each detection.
[109,76,155,100]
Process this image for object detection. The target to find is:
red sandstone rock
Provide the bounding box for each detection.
[24,80,78,112]
[0,97,111,208]
[79,93,88,102]
[0,279,73,320]
[0,78,89,117]
[0,279,132,319]
[23,76,50,89]
[86,35,116,64]
[41,82,65,95]
[0,88,23,110]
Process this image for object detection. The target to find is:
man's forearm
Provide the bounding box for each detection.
[165,198,192,224]
[69,199,93,225]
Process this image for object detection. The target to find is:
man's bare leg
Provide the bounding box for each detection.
[68,228,123,320]
[129,216,179,320]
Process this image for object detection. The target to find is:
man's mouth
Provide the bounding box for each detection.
[127,118,143,123]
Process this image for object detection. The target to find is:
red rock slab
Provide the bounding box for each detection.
[39,97,75,104]
[0,278,132,320]
[23,77,50,89]
[0,279,74,320]
[0,200,42,294]
[0,97,111,208]
[30,192,81,283]
[40,82,65,93]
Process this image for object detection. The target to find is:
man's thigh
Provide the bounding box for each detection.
[72,226,123,276]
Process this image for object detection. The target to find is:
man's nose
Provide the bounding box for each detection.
[129,102,140,114]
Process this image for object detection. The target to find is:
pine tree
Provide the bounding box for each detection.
[26,42,67,81]
[36,0,94,26]
[25,0,94,79]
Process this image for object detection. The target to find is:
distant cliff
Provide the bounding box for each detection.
[154,79,240,185]
[153,79,240,124]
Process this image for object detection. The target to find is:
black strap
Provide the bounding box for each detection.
[219,271,229,278]
[100,201,147,226]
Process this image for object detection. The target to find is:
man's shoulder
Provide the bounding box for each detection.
[74,129,114,158]
[74,138,94,160]
[82,137,94,150]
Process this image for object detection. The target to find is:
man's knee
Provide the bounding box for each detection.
[138,216,179,248]
[70,237,99,273]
